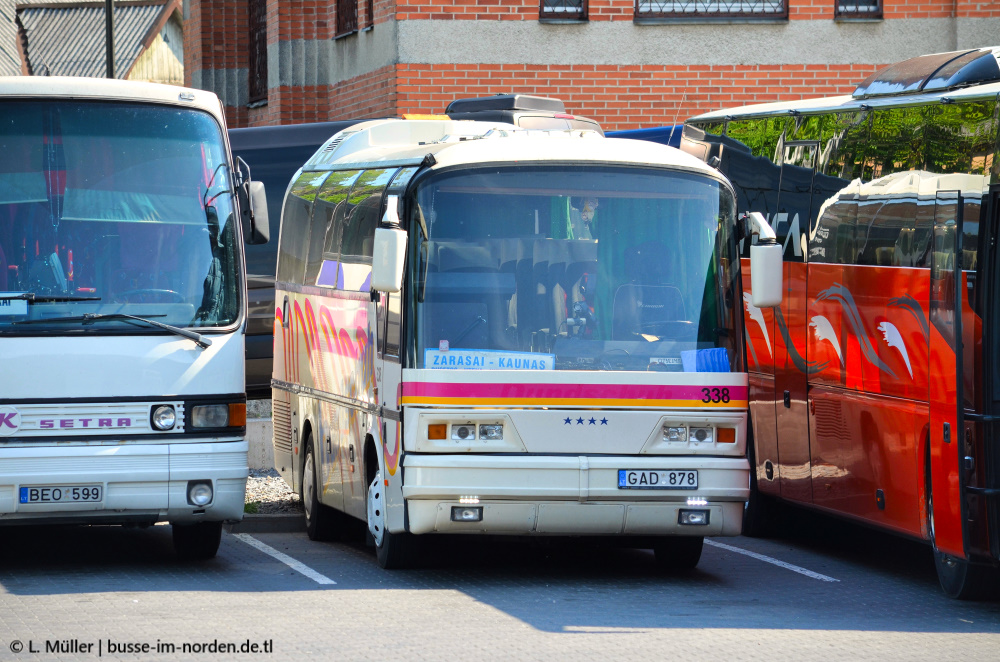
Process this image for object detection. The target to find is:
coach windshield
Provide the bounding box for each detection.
[0,100,240,335]
[408,164,740,373]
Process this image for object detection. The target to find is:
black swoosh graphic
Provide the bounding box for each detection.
[817,283,897,378]
[774,307,828,375]
[889,293,929,341]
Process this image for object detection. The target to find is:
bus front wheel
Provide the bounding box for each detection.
[367,471,416,569]
[653,536,703,571]
[172,521,222,561]
[928,491,998,599]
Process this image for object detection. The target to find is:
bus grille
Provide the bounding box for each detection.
[273,398,293,455]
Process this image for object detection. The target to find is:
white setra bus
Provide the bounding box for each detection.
[0,77,269,559]
[272,117,782,569]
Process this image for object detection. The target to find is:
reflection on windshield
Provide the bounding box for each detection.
[410,166,738,372]
[0,101,239,333]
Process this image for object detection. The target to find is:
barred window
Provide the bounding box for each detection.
[636,0,786,19]
[337,0,358,36]
[835,0,881,18]
[540,0,587,20]
[248,0,267,104]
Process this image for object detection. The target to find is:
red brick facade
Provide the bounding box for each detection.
[185,0,994,130]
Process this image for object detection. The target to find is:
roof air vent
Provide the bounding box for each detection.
[445,94,566,114]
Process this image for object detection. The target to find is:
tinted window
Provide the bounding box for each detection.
[308,170,360,288]
[277,171,327,284]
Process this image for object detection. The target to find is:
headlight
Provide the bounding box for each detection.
[151,405,176,431]
[689,426,714,443]
[663,425,687,442]
[478,424,503,441]
[451,424,476,441]
[191,404,229,428]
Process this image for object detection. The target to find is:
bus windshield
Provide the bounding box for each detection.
[409,165,739,372]
[0,100,240,333]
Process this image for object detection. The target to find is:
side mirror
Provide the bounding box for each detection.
[245,180,269,245]
[372,227,407,293]
[744,211,783,308]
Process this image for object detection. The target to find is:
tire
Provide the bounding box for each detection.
[367,471,417,569]
[172,521,223,561]
[928,491,999,600]
[653,536,704,571]
[934,550,1000,600]
[302,439,340,541]
[742,428,777,538]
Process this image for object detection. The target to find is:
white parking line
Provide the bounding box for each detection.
[705,539,839,583]
[232,533,337,585]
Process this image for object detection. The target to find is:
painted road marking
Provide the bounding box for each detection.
[233,533,337,585]
[705,539,839,583]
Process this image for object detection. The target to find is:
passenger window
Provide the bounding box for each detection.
[308,170,361,288]
[341,169,395,264]
[276,171,328,284]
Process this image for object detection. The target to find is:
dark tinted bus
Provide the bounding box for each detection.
[682,46,1000,599]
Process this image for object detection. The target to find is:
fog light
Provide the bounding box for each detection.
[187,481,213,506]
[690,426,714,443]
[678,509,710,525]
[451,506,483,522]
[151,405,176,431]
[663,425,687,442]
[191,404,229,428]
[479,424,503,441]
[452,425,475,441]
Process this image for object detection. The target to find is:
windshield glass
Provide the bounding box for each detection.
[0,101,239,333]
[408,165,739,372]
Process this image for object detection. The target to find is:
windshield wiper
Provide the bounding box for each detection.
[13,313,212,349]
[0,293,101,302]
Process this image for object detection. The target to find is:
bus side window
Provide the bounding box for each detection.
[310,170,361,289]
[277,171,328,285]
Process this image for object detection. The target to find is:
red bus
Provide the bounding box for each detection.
[683,46,1000,599]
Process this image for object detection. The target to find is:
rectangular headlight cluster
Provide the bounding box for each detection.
[436,423,504,441]
[662,424,735,444]
[190,403,246,428]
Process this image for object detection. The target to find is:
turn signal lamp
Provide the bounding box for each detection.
[717,428,736,444]
[428,424,447,440]
[229,403,247,427]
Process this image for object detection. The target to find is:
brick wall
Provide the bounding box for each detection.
[884,0,956,19]
[396,62,884,131]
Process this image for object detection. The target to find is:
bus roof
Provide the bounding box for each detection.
[689,46,1000,122]
[0,76,223,117]
[303,118,718,177]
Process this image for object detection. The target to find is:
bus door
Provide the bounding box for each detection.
[773,139,819,503]
[929,190,966,558]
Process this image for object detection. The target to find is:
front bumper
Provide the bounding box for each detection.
[0,440,248,525]
[402,454,749,536]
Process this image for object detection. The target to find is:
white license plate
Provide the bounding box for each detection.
[19,485,103,504]
[618,469,698,490]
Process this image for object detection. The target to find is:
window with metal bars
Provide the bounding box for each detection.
[337,0,358,36]
[635,0,786,19]
[248,0,267,104]
[539,0,587,20]
[835,0,881,19]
